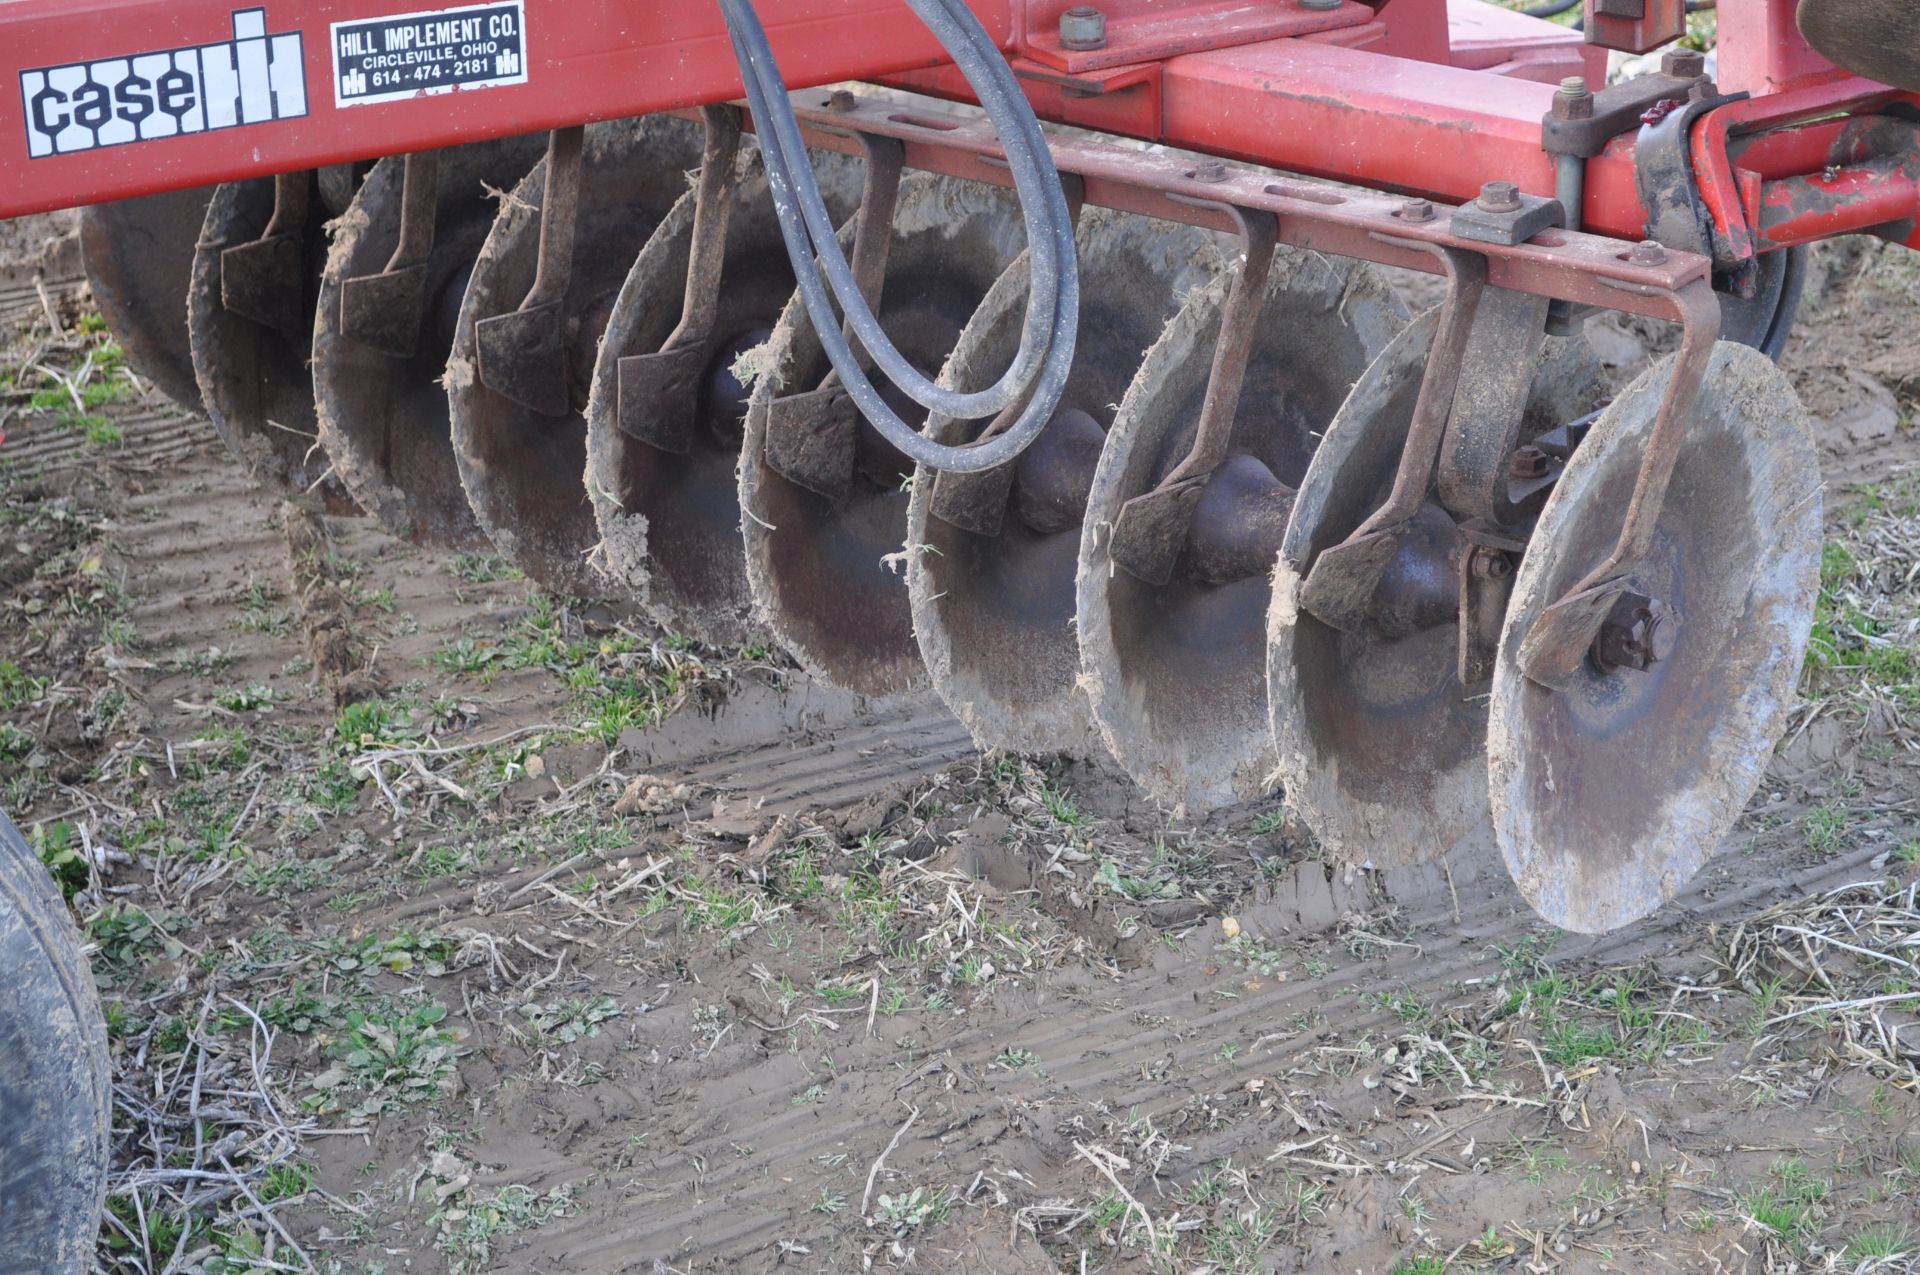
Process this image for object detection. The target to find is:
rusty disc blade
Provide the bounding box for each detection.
[1489,344,1822,934]
[738,173,1029,698]
[314,138,545,548]
[187,178,352,504]
[586,146,861,646]
[80,188,214,412]
[1076,251,1405,815]
[447,116,703,599]
[1269,311,1606,869]
[907,207,1227,756]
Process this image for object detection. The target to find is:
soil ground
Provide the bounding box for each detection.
[1,209,1918,1275]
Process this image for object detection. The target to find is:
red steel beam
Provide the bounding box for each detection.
[0,0,1010,218]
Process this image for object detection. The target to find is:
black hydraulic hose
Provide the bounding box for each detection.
[1523,0,1579,17]
[716,0,1080,473]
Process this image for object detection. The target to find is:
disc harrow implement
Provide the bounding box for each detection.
[314,138,546,547]
[907,206,1227,757]
[739,169,1029,698]
[21,0,1910,943]
[448,117,705,599]
[586,122,861,646]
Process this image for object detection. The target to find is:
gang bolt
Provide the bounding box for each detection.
[1477,180,1522,213]
[1509,443,1551,480]
[1629,238,1668,265]
[826,89,856,113]
[1398,198,1436,223]
[1662,47,1707,79]
[1059,5,1108,50]
[1593,592,1677,673]
[1552,75,1594,121]
[1300,0,1344,10]
[1471,547,1513,580]
[1193,160,1230,184]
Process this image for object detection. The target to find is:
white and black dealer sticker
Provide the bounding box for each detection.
[331,0,526,107]
[19,9,307,159]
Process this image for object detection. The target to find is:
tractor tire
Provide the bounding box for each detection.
[0,808,111,1272]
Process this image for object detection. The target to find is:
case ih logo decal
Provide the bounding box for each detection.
[331,2,527,108]
[19,9,307,159]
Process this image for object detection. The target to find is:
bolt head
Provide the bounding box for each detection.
[1508,444,1551,480]
[1592,591,1676,673]
[1059,5,1108,50]
[1477,180,1522,214]
[1629,239,1668,266]
[1299,0,1345,10]
[1662,47,1707,79]
[1398,198,1435,223]
[1192,160,1229,184]
[826,89,856,113]
[1471,548,1513,581]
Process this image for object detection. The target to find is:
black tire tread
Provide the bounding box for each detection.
[0,809,111,1273]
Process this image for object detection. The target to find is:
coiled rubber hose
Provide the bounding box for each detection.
[716,0,1080,473]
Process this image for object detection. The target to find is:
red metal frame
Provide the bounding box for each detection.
[1,0,1916,268]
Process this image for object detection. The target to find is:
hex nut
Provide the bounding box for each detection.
[1059,6,1107,50]
[1477,180,1522,213]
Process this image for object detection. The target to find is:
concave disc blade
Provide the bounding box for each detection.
[447,116,702,600]
[314,136,545,547]
[585,145,861,647]
[80,188,214,412]
[188,178,352,504]
[1269,311,1605,869]
[738,173,1026,698]
[906,207,1227,756]
[1076,252,1406,815]
[1489,343,1822,934]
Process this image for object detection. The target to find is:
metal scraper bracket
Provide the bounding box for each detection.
[339,149,442,359]
[1513,274,1722,689]
[616,105,747,453]
[475,125,586,418]
[1298,241,1487,633]
[1107,199,1277,587]
[763,133,906,500]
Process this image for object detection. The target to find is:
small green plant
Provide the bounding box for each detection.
[869,1185,953,1236]
[312,1002,460,1116]
[811,1189,848,1215]
[213,684,278,713]
[450,552,523,584]
[335,700,396,749]
[0,660,42,709]
[34,821,88,901]
[993,1046,1037,1069]
[1218,931,1288,979]
[1847,1225,1911,1260]
[0,722,32,761]
[1803,801,1851,854]
[82,415,122,447]
[520,995,621,1046]
[434,637,498,675]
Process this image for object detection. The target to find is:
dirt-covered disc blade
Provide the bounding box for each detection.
[1269,312,1604,869]
[314,137,545,547]
[189,178,354,503]
[738,173,1028,698]
[905,208,1226,757]
[586,147,860,647]
[1076,251,1404,814]
[79,188,213,412]
[447,117,701,600]
[1489,343,1821,934]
